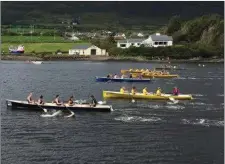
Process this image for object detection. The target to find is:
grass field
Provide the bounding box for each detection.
[1,43,89,53]
[1,35,85,43]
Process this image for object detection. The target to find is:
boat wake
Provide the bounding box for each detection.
[165,105,185,110]
[191,94,204,97]
[189,102,207,106]
[217,94,224,97]
[137,104,185,110]
[181,118,224,127]
[41,110,63,118]
[115,115,162,123]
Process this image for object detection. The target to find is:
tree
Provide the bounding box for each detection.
[166,15,182,35]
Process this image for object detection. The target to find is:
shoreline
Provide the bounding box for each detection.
[1,55,224,63]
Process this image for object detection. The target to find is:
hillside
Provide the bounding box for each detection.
[2,1,224,29]
[163,14,224,50]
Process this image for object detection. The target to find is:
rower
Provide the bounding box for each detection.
[121,74,125,79]
[173,87,179,96]
[120,87,125,93]
[114,74,118,78]
[129,74,133,78]
[52,95,63,105]
[37,95,44,105]
[156,87,162,96]
[90,95,97,107]
[131,86,136,95]
[68,96,74,106]
[107,74,110,78]
[27,92,34,104]
[142,87,148,95]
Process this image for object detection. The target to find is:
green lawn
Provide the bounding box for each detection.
[1,35,83,43]
[1,43,89,53]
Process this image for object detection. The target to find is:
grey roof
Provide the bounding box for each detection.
[117,38,145,44]
[150,34,173,41]
[72,43,93,49]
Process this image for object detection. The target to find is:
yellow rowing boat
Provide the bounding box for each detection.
[131,73,179,78]
[121,69,159,74]
[103,91,193,100]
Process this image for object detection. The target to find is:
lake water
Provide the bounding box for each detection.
[1,61,224,164]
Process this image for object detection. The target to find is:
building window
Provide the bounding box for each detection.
[159,42,163,45]
[120,44,126,47]
[154,42,158,45]
[163,42,167,45]
[137,43,140,45]
[131,43,134,46]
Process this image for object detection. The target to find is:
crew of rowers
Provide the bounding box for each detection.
[127,68,170,75]
[26,93,98,106]
[119,86,179,96]
[107,73,139,79]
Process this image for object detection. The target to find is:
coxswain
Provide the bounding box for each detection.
[156,87,162,96]
[27,92,34,104]
[142,87,148,95]
[37,95,44,105]
[68,96,74,106]
[131,86,136,95]
[90,95,98,107]
[173,87,179,96]
[52,95,63,105]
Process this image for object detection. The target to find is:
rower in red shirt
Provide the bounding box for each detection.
[173,87,179,95]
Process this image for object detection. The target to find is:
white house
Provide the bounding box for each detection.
[117,33,173,49]
[69,43,108,56]
[137,32,144,37]
[142,33,173,47]
[117,39,145,49]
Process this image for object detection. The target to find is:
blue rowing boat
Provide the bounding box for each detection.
[95,76,152,82]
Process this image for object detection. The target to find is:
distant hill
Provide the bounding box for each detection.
[2,1,224,28]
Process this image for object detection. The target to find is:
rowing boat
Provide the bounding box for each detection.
[103,91,193,100]
[131,73,179,78]
[95,76,152,82]
[121,69,154,74]
[155,67,186,70]
[6,99,113,112]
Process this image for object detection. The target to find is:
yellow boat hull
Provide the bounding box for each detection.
[142,74,179,78]
[103,91,193,100]
[131,73,179,78]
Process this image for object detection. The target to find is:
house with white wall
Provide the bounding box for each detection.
[117,33,173,49]
[69,43,108,56]
[117,38,145,49]
[142,33,173,47]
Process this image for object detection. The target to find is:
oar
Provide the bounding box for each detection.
[63,103,75,118]
[35,103,48,113]
[169,97,179,104]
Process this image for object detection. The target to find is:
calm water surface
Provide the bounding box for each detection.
[1,61,224,164]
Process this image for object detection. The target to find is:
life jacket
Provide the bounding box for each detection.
[120,88,125,93]
[143,89,148,95]
[156,89,161,95]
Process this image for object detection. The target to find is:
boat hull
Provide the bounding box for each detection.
[155,67,185,70]
[96,77,151,82]
[6,100,112,112]
[32,61,43,64]
[103,91,193,100]
[131,73,179,78]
